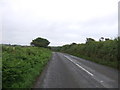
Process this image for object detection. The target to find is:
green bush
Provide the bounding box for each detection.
[56,38,118,69]
[2,45,52,88]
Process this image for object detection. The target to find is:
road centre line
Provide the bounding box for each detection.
[64,55,94,76]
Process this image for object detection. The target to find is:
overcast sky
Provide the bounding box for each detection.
[1,0,119,46]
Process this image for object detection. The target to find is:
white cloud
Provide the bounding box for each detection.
[1,0,118,46]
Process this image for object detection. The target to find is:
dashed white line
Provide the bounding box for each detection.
[75,63,94,76]
[63,54,107,86]
[64,55,94,76]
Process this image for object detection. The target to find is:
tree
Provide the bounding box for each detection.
[100,37,104,41]
[30,37,50,47]
[86,38,95,44]
[105,38,110,41]
[71,43,76,45]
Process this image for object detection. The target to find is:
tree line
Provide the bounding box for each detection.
[51,37,119,69]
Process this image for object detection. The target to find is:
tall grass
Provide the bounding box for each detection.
[2,45,52,88]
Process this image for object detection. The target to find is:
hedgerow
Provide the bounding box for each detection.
[54,38,119,69]
[2,45,52,88]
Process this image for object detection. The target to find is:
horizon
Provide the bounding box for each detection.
[1,36,118,47]
[1,0,118,46]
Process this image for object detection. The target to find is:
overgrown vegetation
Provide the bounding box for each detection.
[2,45,52,88]
[52,37,119,69]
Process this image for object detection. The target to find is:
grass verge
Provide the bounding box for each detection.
[71,53,118,69]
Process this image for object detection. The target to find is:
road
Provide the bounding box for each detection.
[34,52,118,88]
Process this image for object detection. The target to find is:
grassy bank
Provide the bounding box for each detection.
[52,38,119,69]
[2,45,52,88]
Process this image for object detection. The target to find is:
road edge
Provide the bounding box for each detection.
[32,52,54,88]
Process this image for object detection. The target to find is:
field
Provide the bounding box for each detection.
[2,45,52,88]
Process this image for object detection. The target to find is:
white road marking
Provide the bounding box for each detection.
[64,55,94,76]
[63,54,106,85]
[75,63,94,76]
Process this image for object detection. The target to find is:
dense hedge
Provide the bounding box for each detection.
[53,38,119,69]
[2,45,52,88]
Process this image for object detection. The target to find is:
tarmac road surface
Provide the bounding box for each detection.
[34,52,118,88]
